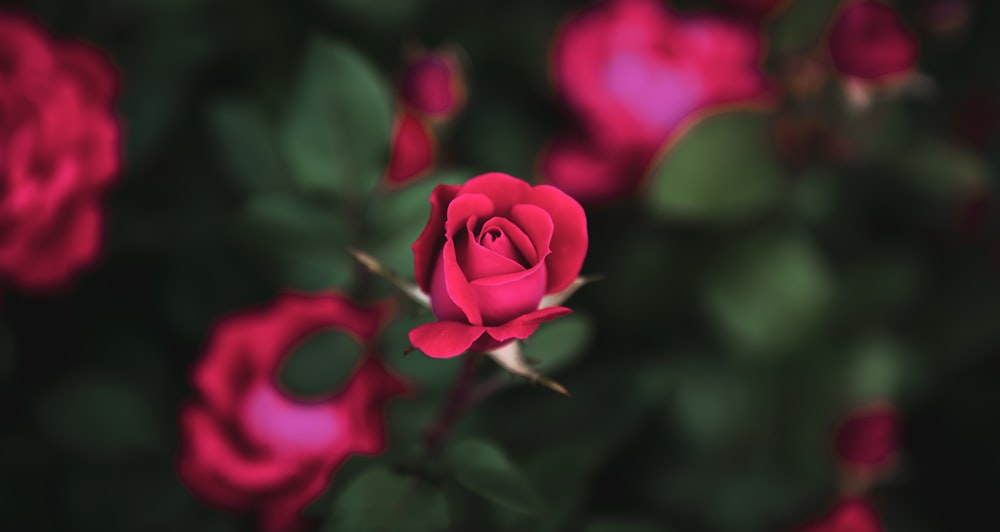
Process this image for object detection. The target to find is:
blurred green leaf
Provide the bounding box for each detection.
[894,138,990,197]
[282,36,392,200]
[240,195,349,251]
[647,111,786,222]
[768,0,842,55]
[585,519,664,532]
[326,467,448,532]
[460,96,547,179]
[280,330,364,398]
[34,374,165,459]
[844,336,915,403]
[673,362,758,451]
[447,438,545,516]
[701,230,833,356]
[521,313,593,375]
[208,99,286,194]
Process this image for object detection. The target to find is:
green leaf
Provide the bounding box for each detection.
[646,111,786,223]
[520,313,593,374]
[33,374,165,459]
[447,438,545,516]
[282,36,392,200]
[240,195,349,252]
[327,467,449,532]
[585,519,665,532]
[207,99,286,194]
[701,230,833,356]
[279,330,364,398]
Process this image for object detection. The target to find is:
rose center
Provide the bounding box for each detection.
[477,227,529,267]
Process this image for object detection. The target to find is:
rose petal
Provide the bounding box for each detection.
[412,184,460,291]
[509,204,555,262]
[409,321,488,358]
[486,306,572,343]
[479,217,538,264]
[457,218,526,280]
[471,261,548,325]
[458,172,535,215]
[436,194,496,324]
[526,185,589,294]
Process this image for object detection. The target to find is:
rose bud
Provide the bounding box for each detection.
[834,402,900,475]
[385,110,436,186]
[409,173,588,358]
[177,293,409,532]
[798,498,883,532]
[399,49,465,122]
[0,13,120,292]
[827,0,919,86]
[543,0,770,203]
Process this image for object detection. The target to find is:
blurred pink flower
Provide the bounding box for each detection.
[177,293,409,532]
[541,0,770,203]
[827,0,918,85]
[834,402,900,474]
[798,498,883,532]
[399,49,465,121]
[385,109,436,186]
[0,12,120,293]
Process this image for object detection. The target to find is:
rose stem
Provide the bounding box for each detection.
[424,353,479,454]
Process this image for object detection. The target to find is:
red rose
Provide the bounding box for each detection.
[834,402,900,473]
[409,173,588,358]
[385,109,436,186]
[177,293,409,532]
[399,50,465,121]
[798,498,882,532]
[0,13,120,291]
[827,0,918,84]
[541,0,770,203]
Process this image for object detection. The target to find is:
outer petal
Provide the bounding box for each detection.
[412,184,461,291]
[457,172,535,215]
[526,185,588,294]
[409,321,488,358]
[485,306,572,343]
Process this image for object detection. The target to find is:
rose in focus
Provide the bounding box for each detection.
[177,293,408,532]
[410,172,588,358]
[0,13,120,292]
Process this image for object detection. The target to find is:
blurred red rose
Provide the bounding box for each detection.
[834,402,900,474]
[799,498,882,532]
[410,173,588,358]
[0,13,120,292]
[827,0,918,84]
[177,293,409,532]
[399,50,465,121]
[542,0,770,203]
[385,110,436,186]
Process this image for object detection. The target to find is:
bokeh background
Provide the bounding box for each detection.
[2,0,999,530]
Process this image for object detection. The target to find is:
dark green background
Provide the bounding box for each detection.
[2,0,999,530]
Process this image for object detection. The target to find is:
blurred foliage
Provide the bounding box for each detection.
[3,0,1000,531]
